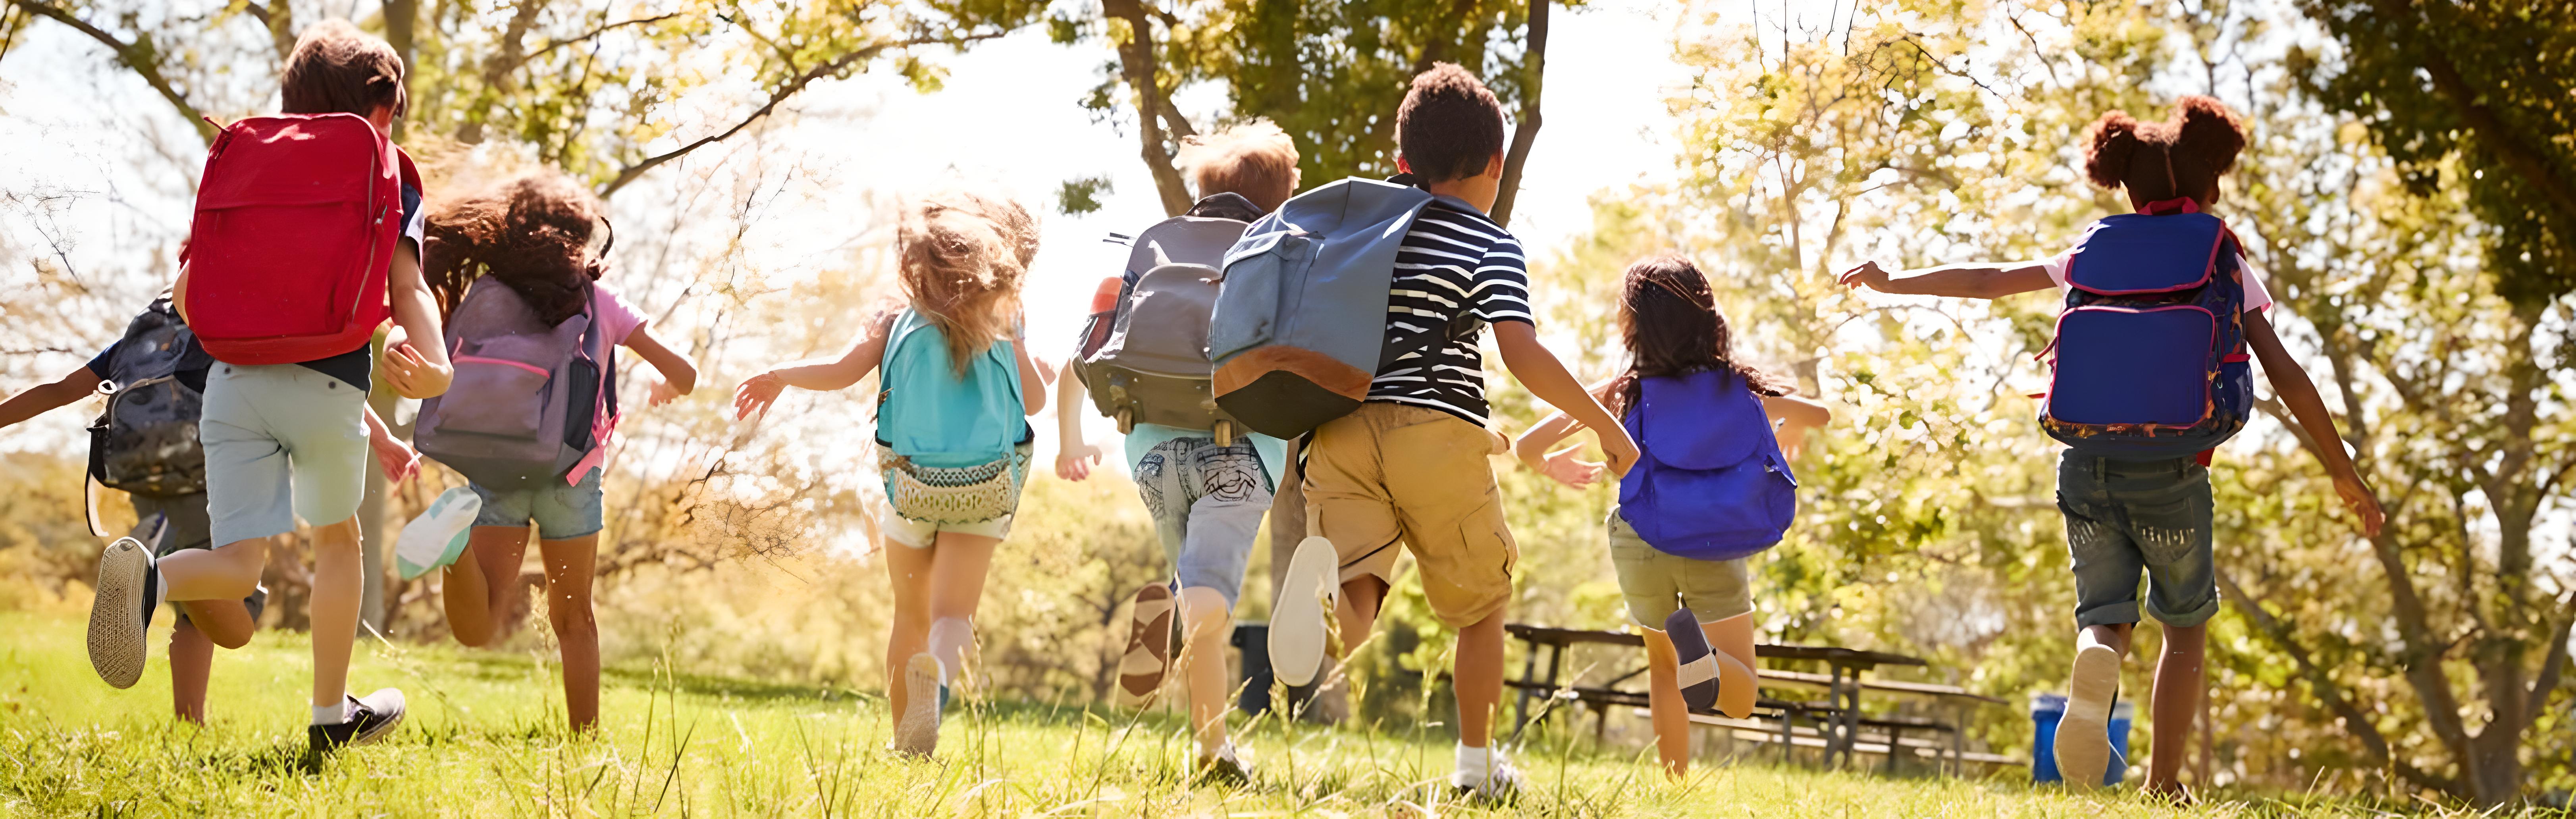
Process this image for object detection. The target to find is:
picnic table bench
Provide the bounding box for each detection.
[1505,624,2011,773]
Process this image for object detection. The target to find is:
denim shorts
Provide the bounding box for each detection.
[1133,434,1273,608]
[472,467,605,540]
[2058,453,2218,628]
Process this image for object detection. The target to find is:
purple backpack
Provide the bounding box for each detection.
[415,281,615,490]
[2038,198,2251,460]
[1616,370,1798,561]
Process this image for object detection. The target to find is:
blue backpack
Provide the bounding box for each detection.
[1617,370,1799,561]
[876,308,1027,468]
[2039,199,2252,461]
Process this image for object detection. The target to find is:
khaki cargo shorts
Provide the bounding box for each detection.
[1303,402,1517,628]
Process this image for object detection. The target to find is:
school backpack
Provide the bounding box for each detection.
[1208,178,1466,439]
[877,308,1032,524]
[1074,197,1254,444]
[182,113,418,365]
[1616,370,1799,561]
[86,299,210,498]
[2038,198,2252,461]
[414,281,615,490]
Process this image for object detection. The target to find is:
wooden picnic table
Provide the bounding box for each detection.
[1505,624,1993,770]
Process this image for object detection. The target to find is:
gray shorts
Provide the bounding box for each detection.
[200,363,371,546]
[1607,509,1754,627]
[472,467,606,540]
[1135,435,1273,608]
[2058,453,2218,628]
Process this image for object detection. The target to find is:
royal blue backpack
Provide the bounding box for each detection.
[2039,198,2252,461]
[1617,370,1798,561]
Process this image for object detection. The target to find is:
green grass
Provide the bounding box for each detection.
[0,612,2487,817]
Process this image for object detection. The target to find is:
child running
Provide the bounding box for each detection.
[1055,121,1301,782]
[1837,96,2385,798]
[734,189,1049,757]
[1513,256,1828,777]
[401,172,698,733]
[1266,64,1639,800]
[90,20,452,756]
[3,297,415,724]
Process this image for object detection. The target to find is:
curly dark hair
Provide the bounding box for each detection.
[1396,63,1508,184]
[422,173,611,326]
[2081,95,2248,206]
[1605,255,1793,417]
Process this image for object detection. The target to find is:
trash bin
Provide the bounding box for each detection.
[2031,693,2134,786]
[1230,622,1272,715]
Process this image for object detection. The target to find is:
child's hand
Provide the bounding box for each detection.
[1055,443,1102,482]
[1837,261,1892,292]
[381,342,452,399]
[647,378,682,408]
[1597,427,1641,478]
[2335,473,2385,538]
[732,371,786,420]
[368,427,420,484]
[1533,447,1605,489]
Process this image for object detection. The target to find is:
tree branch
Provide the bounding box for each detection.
[2372,0,2576,235]
[1489,0,1548,227]
[1102,0,1191,215]
[9,0,214,143]
[2220,569,2470,799]
[235,1,296,62]
[520,13,682,66]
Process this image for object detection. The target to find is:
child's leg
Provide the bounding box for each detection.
[168,619,214,725]
[181,599,257,649]
[308,516,364,711]
[155,540,267,601]
[923,531,1001,682]
[537,534,602,732]
[1177,586,1233,753]
[1334,576,1387,658]
[443,527,534,647]
[881,533,936,719]
[1703,614,1759,719]
[2147,622,2204,798]
[1639,625,1691,776]
[1454,609,1507,749]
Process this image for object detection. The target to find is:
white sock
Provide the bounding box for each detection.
[313,700,349,725]
[149,570,168,612]
[927,617,973,686]
[1455,743,1493,780]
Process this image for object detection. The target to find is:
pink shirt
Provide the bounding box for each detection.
[569,285,649,484]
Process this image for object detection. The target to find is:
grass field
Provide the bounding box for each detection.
[0,612,2524,817]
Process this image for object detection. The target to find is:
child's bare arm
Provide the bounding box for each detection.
[732,310,894,420]
[0,367,103,430]
[362,404,419,483]
[1013,341,1050,417]
[1838,260,2055,300]
[624,324,699,406]
[1054,360,1102,481]
[2245,311,2385,536]
[1762,393,1832,461]
[381,244,454,399]
[1494,323,1638,476]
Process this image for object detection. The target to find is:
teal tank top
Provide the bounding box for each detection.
[876,308,1028,467]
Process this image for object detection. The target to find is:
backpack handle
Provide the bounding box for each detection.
[2140,197,2200,215]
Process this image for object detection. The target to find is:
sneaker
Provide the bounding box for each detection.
[1116,584,1176,707]
[395,487,482,580]
[1451,750,1520,802]
[1196,743,1251,786]
[1268,536,1338,688]
[308,689,407,755]
[892,653,944,757]
[87,537,154,688]
[1664,609,1720,713]
[245,584,270,623]
[2054,640,2123,790]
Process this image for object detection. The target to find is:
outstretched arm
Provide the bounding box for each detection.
[1762,393,1832,461]
[1013,340,1051,418]
[1494,322,1638,476]
[1838,260,2056,300]
[0,366,103,430]
[624,324,699,407]
[2244,311,2385,537]
[732,309,896,420]
[1054,360,1101,480]
[1512,379,1613,489]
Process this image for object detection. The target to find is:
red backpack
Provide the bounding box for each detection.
[183,113,418,364]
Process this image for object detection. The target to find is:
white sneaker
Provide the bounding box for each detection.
[1451,750,1520,802]
[1268,536,1338,688]
[2055,641,2123,790]
[892,653,944,757]
[395,487,482,580]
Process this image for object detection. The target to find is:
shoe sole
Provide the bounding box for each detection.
[1268,537,1338,688]
[395,488,482,580]
[893,654,943,757]
[2055,642,2121,790]
[1116,585,1175,707]
[1664,609,1719,713]
[87,538,150,689]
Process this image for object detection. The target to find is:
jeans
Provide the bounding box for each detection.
[2058,452,2218,628]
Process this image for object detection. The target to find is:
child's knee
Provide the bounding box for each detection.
[1179,587,1231,640]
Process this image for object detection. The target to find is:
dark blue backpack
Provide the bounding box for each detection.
[1616,370,1798,561]
[2039,199,2252,460]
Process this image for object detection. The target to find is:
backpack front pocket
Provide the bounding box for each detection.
[443,354,551,437]
[2046,305,2216,427]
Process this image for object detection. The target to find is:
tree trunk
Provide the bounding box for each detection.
[385,0,416,142]
[1489,0,1549,227]
[1104,0,1192,216]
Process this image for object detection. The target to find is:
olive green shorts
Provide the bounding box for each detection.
[1608,508,1753,627]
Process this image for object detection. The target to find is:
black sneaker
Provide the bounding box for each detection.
[308,689,407,755]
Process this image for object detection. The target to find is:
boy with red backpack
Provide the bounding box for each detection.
[1837,96,2384,798]
[86,19,453,757]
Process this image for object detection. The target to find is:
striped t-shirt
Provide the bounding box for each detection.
[1368,201,1534,426]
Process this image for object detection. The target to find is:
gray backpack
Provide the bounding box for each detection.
[1208,178,1455,439]
[87,299,208,497]
[1075,206,1252,444]
[415,281,614,490]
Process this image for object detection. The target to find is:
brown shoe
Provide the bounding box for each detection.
[1116,584,1176,707]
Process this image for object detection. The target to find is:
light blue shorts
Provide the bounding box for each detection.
[472,468,605,540]
[1133,434,1274,608]
[200,363,371,546]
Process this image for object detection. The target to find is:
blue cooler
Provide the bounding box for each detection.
[2030,693,2133,785]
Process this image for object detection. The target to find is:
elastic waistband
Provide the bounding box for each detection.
[2061,452,2197,478]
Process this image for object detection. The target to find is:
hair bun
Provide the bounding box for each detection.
[2170,95,2247,177]
[2083,111,2142,189]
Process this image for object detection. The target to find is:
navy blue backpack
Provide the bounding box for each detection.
[2038,198,2252,460]
[1617,370,1798,561]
